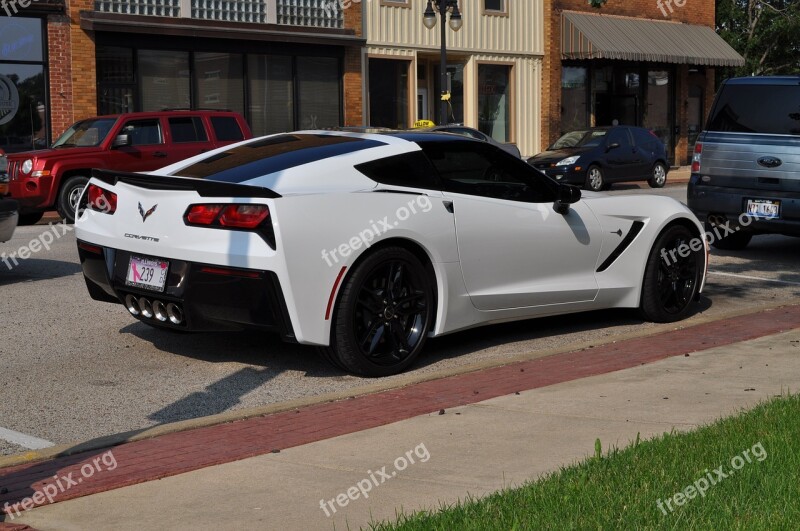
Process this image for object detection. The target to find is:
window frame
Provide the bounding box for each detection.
[475,61,516,144]
[482,0,507,16]
[120,118,164,146]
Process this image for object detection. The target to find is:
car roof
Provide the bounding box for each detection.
[83,110,244,120]
[724,76,800,86]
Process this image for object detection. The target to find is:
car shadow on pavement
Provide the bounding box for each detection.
[410,298,713,372]
[0,259,82,286]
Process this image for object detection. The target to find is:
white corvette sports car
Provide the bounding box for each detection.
[76,131,707,376]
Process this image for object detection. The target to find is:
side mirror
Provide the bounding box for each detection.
[112,134,131,148]
[605,142,620,152]
[554,184,581,215]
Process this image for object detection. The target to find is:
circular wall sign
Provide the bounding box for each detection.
[0,74,20,126]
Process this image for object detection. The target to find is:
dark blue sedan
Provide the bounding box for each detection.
[528,126,669,192]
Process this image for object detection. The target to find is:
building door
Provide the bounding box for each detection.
[368,58,410,129]
[417,88,428,121]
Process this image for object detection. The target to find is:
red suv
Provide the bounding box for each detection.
[6,110,252,224]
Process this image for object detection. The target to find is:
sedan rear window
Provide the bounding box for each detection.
[174,134,386,182]
[707,85,800,135]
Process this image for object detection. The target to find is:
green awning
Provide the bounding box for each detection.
[561,11,744,67]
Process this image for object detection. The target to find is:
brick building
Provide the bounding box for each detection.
[0,0,364,154]
[542,0,743,165]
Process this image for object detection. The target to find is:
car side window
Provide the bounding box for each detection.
[211,116,245,142]
[355,151,441,190]
[607,128,631,150]
[169,117,208,143]
[420,141,556,203]
[121,119,163,146]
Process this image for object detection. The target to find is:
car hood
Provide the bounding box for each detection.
[530,147,593,163]
[6,147,105,161]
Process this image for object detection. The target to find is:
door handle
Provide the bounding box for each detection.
[153,151,168,158]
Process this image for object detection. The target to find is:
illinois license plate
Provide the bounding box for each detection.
[125,256,169,292]
[745,199,780,219]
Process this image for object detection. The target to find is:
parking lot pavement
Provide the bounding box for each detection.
[1,185,798,458]
[4,314,800,530]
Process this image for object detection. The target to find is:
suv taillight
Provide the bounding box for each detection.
[184,204,270,229]
[87,184,117,214]
[691,143,702,173]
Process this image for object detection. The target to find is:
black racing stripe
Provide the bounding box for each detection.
[596,220,645,273]
[91,169,281,198]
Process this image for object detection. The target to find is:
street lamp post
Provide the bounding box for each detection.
[422,0,462,126]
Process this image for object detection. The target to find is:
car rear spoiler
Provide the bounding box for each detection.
[91,169,282,199]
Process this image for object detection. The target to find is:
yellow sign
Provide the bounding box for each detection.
[413,119,435,128]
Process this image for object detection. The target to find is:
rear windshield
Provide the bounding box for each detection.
[173,134,386,183]
[707,84,800,135]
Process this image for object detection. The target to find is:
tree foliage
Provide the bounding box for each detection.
[717,0,800,76]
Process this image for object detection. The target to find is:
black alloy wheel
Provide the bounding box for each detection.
[640,224,703,322]
[322,247,433,377]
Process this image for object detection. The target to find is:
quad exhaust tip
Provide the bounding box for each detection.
[124,294,184,325]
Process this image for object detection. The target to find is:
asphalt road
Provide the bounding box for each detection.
[1,183,798,457]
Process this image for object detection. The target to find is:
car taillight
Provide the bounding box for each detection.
[87,184,117,214]
[184,203,270,229]
[185,204,224,225]
[219,205,270,229]
[691,143,702,173]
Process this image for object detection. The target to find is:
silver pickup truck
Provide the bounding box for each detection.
[687,76,800,250]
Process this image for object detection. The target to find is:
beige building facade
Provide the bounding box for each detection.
[364,0,543,157]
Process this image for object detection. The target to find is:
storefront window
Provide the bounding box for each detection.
[297,56,340,129]
[139,50,191,111]
[98,46,135,115]
[96,47,342,135]
[248,55,294,136]
[368,58,409,129]
[643,69,672,157]
[561,66,587,133]
[0,17,47,153]
[478,64,511,143]
[195,52,244,115]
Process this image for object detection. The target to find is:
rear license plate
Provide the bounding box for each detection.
[125,255,169,292]
[745,199,780,219]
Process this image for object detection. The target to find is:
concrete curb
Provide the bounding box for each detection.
[1,299,794,471]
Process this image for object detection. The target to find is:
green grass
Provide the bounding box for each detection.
[371,394,800,530]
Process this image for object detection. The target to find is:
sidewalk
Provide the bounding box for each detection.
[2,304,798,530]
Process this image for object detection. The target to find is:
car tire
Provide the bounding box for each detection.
[704,221,752,250]
[321,246,434,377]
[57,175,89,224]
[585,165,605,192]
[17,212,44,225]
[640,224,703,323]
[648,162,667,188]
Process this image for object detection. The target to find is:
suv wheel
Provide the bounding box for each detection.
[57,176,89,224]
